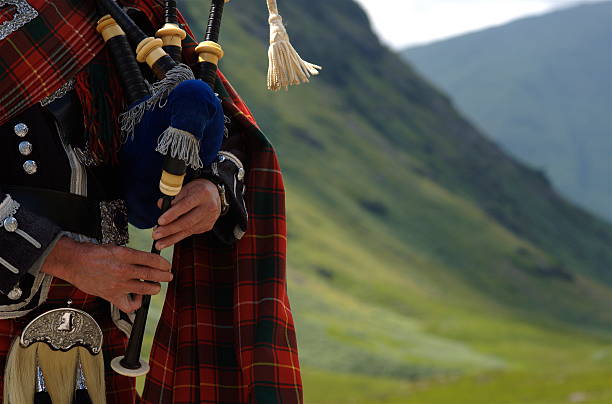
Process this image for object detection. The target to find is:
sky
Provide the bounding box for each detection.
[353,0,604,49]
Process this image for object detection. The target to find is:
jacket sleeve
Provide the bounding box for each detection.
[0,192,62,297]
[198,150,248,245]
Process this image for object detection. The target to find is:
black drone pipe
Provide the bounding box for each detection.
[162,0,183,62]
[194,0,226,89]
[96,0,177,79]
[96,14,150,105]
[205,0,224,43]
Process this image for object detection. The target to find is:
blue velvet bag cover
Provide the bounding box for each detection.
[120,80,225,229]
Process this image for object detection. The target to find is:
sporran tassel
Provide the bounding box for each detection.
[266,0,321,90]
[34,362,53,404]
[37,343,79,403]
[72,355,93,404]
[76,346,105,403]
[3,342,106,403]
[74,389,93,404]
[4,338,37,404]
[3,341,77,404]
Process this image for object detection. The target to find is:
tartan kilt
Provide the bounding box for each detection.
[141,76,304,403]
[0,279,137,403]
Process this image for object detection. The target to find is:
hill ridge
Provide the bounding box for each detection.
[403,1,612,222]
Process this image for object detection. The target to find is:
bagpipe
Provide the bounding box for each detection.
[93,0,321,378]
[94,0,228,378]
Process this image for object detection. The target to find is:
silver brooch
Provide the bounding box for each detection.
[0,0,39,41]
[21,307,103,355]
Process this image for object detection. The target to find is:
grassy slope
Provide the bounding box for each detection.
[132,0,612,402]
[403,1,612,221]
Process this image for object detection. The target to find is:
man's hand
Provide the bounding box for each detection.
[42,237,173,313]
[152,179,221,250]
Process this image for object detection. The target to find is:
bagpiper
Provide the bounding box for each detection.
[0,0,318,402]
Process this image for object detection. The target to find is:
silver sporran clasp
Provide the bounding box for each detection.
[20,307,103,355]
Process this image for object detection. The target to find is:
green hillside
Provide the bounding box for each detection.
[403,1,612,222]
[134,1,612,402]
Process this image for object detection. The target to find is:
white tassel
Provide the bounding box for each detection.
[155,127,203,169]
[266,0,321,91]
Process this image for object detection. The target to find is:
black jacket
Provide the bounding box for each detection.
[0,84,247,317]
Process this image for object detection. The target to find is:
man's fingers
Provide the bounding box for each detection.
[158,193,199,226]
[127,265,173,283]
[115,294,142,313]
[155,230,191,251]
[128,280,162,296]
[154,206,201,241]
[129,294,143,313]
[158,186,189,209]
[113,246,171,271]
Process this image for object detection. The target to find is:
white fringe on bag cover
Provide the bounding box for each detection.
[266,0,321,90]
[120,63,195,140]
[156,127,203,169]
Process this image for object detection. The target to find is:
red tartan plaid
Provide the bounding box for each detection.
[0,0,104,126]
[142,74,303,403]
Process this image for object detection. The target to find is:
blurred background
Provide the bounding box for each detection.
[133,0,612,402]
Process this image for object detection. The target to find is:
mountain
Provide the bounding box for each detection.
[402,1,612,222]
[135,1,612,402]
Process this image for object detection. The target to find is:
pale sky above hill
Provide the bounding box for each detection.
[353,0,606,48]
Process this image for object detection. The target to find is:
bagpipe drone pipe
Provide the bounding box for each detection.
[95,0,229,376]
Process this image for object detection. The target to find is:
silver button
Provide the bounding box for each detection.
[7,287,22,301]
[3,217,18,233]
[14,123,28,138]
[23,160,37,174]
[238,168,245,181]
[19,141,32,156]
